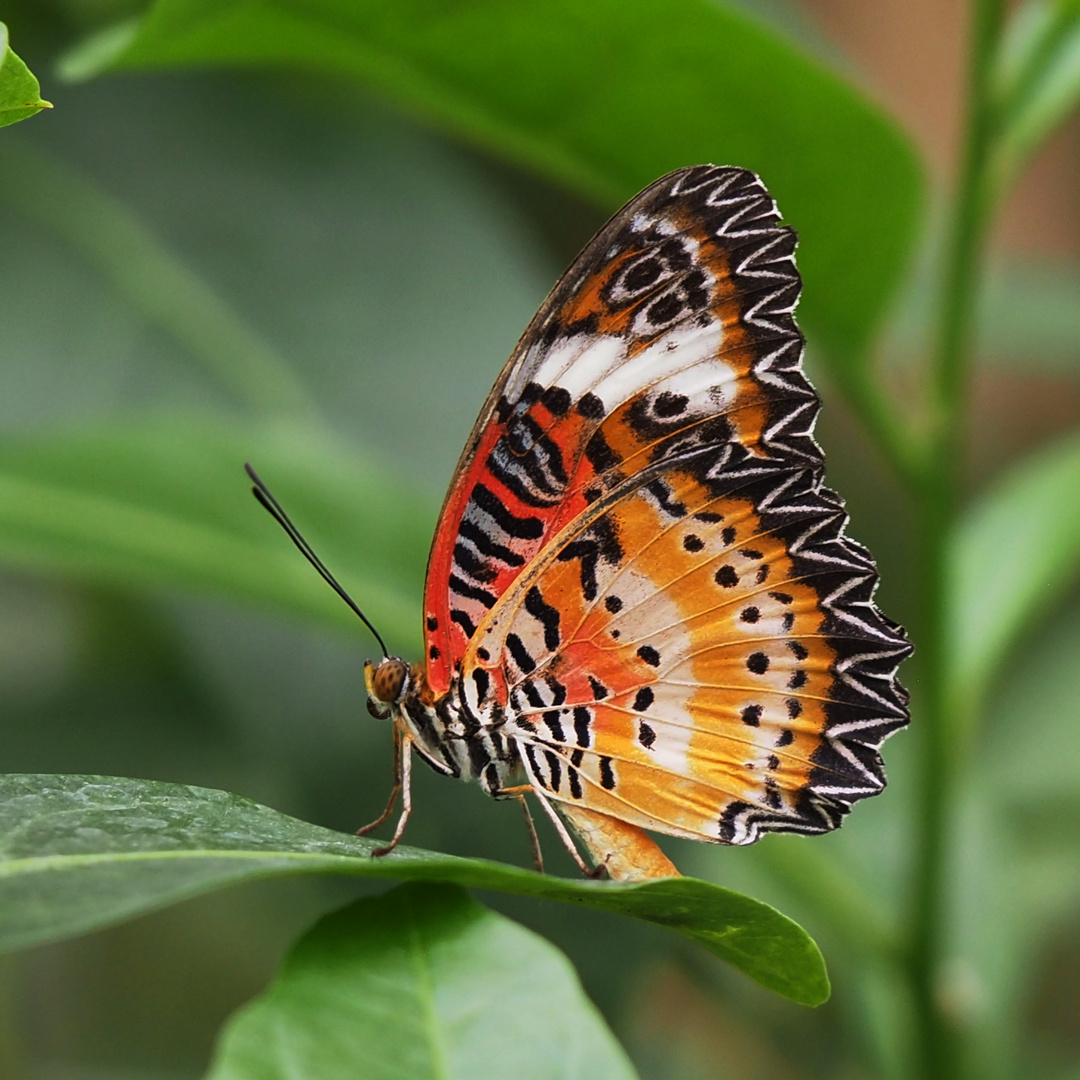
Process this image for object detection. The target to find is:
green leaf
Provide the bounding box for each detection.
[0,774,830,1006]
[993,0,1080,190]
[0,418,434,653]
[70,0,922,375]
[206,883,639,1080]
[948,431,1080,712]
[0,23,52,128]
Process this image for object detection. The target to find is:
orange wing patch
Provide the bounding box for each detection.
[460,433,905,849]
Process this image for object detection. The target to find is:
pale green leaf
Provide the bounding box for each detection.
[0,22,53,128]
[207,883,639,1080]
[994,0,1080,189]
[948,431,1080,709]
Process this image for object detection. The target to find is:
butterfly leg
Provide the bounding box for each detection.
[496,784,545,873]
[356,724,402,837]
[371,734,413,857]
[525,784,600,878]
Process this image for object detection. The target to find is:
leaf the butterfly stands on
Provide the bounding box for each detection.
[266,165,912,881]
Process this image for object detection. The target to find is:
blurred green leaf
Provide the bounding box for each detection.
[0,774,830,1006]
[977,258,1080,367]
[948,431,1080,712]
[206,883,639,1080]
[994,0,1080,190]
[0,418,434,653]
[0,23,52,128]
[0,138,316,419]
[69,0,923,376]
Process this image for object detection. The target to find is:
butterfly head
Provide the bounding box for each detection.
[365,656,410,719]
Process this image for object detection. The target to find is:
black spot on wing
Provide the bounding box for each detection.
[654,391,689,417]
[453,541,498,582]
[544,750,563,792]
[557,516,622,603]
[577,392,605,419]
[542,385,571,415]
[448,573,498,608]
[599,756,616,790]
[506,633,536,675]
[715,565,739,588]
[568,766,583,799]
[637,645,661,667]
[542,710,565,742]
[524,586,561,652]
[585,428,621,474]
[470,483,544,539]
[646,479,687,518]
[573,707,592,748]
[458,518,526,567]
[472,668,490,701]
[747,652,770,675]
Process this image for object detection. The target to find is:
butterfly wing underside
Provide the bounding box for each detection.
[422,164,910,857]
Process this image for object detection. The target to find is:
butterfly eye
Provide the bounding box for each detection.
[366,657,409,706]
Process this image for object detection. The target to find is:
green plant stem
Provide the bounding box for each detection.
[909,2,1006,1077]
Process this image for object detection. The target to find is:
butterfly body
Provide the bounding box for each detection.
[354,164,911,878]
[365,658,520,794]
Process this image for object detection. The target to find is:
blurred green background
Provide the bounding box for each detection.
[1,1,1079,1078]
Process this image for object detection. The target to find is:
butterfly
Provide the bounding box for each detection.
[249,164,911,881]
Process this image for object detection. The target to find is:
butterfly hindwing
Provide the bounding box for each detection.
[457,426,910,843]
[423,165,817,696]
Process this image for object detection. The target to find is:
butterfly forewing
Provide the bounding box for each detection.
[424,165,818,696]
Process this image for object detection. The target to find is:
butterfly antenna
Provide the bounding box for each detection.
[244,463,390,659]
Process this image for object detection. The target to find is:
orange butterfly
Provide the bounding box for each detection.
[250,165,911,881]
